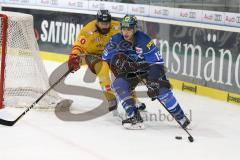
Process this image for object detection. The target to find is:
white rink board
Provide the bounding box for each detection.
[1,1,240,29]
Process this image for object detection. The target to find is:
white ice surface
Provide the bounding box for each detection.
[0,60,240,160]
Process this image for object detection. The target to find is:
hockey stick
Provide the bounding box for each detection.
[138,76,194,142]
[157,98,194,142]
[0,69,72,126]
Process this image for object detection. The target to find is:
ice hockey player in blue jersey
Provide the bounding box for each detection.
[102,15,190,130]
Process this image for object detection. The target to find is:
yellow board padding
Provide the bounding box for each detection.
[170,79,227,100]
[39,51,88,65]
[169,79,240,105]
[39,51,68,62]
[39,51,240,105]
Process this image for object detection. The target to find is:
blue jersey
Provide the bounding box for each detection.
[102,31,164,65]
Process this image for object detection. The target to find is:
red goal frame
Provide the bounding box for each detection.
[0,14,8,109]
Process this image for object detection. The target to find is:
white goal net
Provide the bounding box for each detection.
[0,11,63,110]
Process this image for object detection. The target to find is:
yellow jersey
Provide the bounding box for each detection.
[72,19,120,56]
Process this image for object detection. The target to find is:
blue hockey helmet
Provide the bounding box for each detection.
[121,15,138,31]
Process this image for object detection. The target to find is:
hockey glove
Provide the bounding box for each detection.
[146,80,160,98]
[110,53,138,77]
[68,53,81,72]
[146,79,172,99]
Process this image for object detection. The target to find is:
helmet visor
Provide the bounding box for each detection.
[121,22,134,29]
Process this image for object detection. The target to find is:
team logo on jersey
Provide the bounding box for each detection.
[80,37,86,44]
[135,47,143,54]
[146,40,154,49]
[103,49,109,57]
[103,85,111,92]
[95,37,100,42]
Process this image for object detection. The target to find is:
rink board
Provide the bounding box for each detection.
[39,51,240,105]
[1,7,240,105]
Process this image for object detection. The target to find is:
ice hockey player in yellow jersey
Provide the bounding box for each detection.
[68,10,120,111]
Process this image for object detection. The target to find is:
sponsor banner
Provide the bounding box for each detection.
[59,0,89,10]
[149,6,174,19]
[2,7,93,53]
[2,7,240,95]
[36,0,60,7]
[227,94,240,104]
[2,1,240,28]
[224,12,240,27]
[106,2,128,14]
[174,8,202,22]
[127,4,149,16]
[4,0,36,5]
[182,83,197,94]
[202,10,225,25]
[88,0,107,11]
[142,20,240,94]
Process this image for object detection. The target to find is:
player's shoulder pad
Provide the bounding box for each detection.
[81,19,97,35]
[135,31,151,44]
[135,31,155,50]
[110,33,123,42]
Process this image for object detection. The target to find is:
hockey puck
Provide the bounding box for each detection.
[175,136,182,140]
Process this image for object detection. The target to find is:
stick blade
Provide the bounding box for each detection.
[0,118,16,126]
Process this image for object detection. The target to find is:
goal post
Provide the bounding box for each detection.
[0,11,63,109]
[0,13,8,109]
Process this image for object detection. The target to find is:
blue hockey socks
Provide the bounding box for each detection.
[112,78,137,117]
[158,88,185,121]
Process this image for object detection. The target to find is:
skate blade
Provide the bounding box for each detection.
[123,123,145,130]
